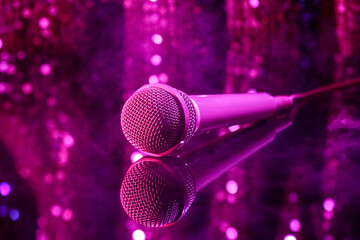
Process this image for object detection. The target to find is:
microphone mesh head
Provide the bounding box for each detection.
[120,158,196,227]
[121,85,185,155]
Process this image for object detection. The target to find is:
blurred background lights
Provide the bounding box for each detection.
[289,219,301,232]
[225,227,238,240]
[323,198,335,211]
[228,124,241,132]
[151,34,163,44]
[249,0,260,8]
[9,209,20,221]
[0,38,3,49]
[150,54,162,66]
[0,82,6,94]
[148,75,159,84]
[38,17,50,29]
[62,208,74,221]
[0,182,11,196]
[63,134,75,147]
[158,73,168,83]
[0,205,8,217]
[50,205,62,217]
[132,229,146,240]
[284,234,297,240]
[22,83,33,94]
[130,152,143,163]
[225,180,238,194]
[40,63,52,76]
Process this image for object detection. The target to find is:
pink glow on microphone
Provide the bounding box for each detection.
[38,17,51,29]
[225,227,238,240]
[151,34,163,44]
[150,55,162,66]
[284,234,297,240]
[132,229,146,240]
[225,180,238,194]
[0,182,11,196]
[130,152,143,163]
[40,64,52,76]
[323,198,335,211]
[289,219,301,232]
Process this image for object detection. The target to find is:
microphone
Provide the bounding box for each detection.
[121,83,294,156]
[120,116,292,227]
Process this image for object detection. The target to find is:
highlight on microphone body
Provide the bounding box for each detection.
[120,157,196,227]
[121,84,198,157]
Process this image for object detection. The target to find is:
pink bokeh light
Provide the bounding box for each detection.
[40,63,52,76]
[249,0,260,8]
[158,73,168,83]
[0,182,11,196]
[284,234,297,240]
[50,205,62,217]
[323,198,335,211]
[225,180,238,194]
[150,54,162,66]
[62,208,74,221]
[0,38,3,49]
[132,229,146,240]
[22,83,33,94]
[289,219,301,232]
[39,17,51,29]
[225,227,238,240]
[151,34,163,44]
[148,75,159,84]
[63,134,75,147]
[0,82,7,94]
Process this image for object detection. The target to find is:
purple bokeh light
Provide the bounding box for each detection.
[9,209,20,221]
[0,182,11,196]
[0,82,7,94]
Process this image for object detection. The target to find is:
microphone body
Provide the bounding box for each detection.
[120,116,292,227]
[121,83,293,156]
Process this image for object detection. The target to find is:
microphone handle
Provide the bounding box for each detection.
[182,116,292,191]
[190,94,293,132]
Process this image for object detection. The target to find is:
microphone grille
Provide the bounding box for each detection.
[121,85,185,155]
[120,158,196,227]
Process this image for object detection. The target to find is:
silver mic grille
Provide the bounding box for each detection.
[120,84,197,156]
[120,157,196,227]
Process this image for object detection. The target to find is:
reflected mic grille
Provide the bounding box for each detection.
[121,85,185,155]
[120,158,196,227]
